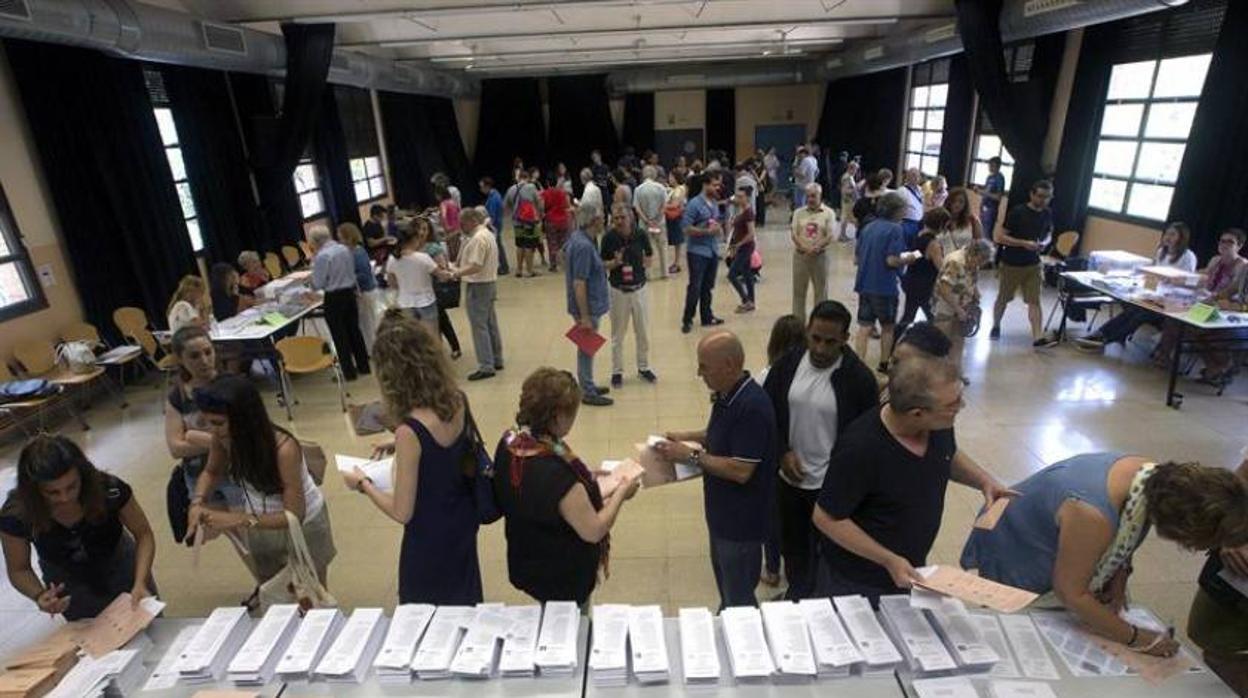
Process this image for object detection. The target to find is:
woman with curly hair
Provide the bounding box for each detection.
[341,309,483,604]
[492,368,640,605]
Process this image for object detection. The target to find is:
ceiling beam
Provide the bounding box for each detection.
[408,36,842,62]
[468,51,805,74]
[231,0,698,25]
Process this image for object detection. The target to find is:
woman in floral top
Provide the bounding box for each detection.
[933,238,994,370]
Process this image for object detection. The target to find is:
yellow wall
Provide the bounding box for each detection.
[1082,215,1160,255]
[654,89,706,130]
[734,83,824,160]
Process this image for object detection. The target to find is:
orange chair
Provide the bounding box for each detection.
[299,240,313,260]
[63,321,144,400]
[113,307,149,341]
[0,360,68,435]
[12,339,110,427]
[264,252,284,280]
[274,336,348,420]
[281,245,303,270]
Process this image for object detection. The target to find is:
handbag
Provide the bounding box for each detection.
[257,510,338,613]
[461,395,502,524]
[434,278,462,310]
[57,341,97,374]
[961,302,983,337]
[166,463,189,544]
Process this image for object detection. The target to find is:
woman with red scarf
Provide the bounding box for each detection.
[492,368,640,605]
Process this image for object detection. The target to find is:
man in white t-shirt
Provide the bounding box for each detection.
[789,183,837,320]
[450,208,503,381]
[761,300,879,599]
[578,167,603,212]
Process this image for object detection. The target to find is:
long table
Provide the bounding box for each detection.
[1056,270,1248,408]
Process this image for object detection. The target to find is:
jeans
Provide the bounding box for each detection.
[792,250,829,319]
[727,245,755,304]
[776,478,819,600]
[465,282,503,372]
[710,535,762,609]
[575,315,605,396]
[609,286,650,375]
[323,288,371,379]
[495,228,510,275]
[682,252,718,325]
[1097,306,1152,343]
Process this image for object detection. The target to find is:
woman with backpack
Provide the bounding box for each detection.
[664,170,688,275]
[541,173,573,273]
[511,170,544,278]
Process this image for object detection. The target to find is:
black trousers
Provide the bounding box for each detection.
[776,477,820,600]
[323,288,371,379]
[898,278,935,336]
[437,304,461,353]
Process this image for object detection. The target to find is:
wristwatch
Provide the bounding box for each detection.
[245,514,259,529]
[689,448,704,468]
[356,476,374,493]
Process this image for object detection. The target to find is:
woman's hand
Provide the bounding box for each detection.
[35,583,71,615]
[202,510,249,531]
[342,466,368,493]
[371,440,397,459]
[885,555,924,590]
[980,480,1020,509]
[1135,628,1180,658]
[186,502,205,541]
[621,474,642,500]
[653,439,694,463]
[129,585,150,608]
[1098,565,1132,614]
[1221,544,1248,578]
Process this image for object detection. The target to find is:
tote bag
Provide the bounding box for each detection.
[257,511,338,613]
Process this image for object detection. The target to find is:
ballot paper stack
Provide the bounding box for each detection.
[142,626,200,692]
[677,607,721,687]
[719,606,776,683]
[759,602,816,684]
[589,604,631,686]
[629,605,670,684]
[275,608,346,682]
[798,598,863,678]
[535,601,581,677]
[314,607,387,683]
[925,597,1001,674]
[832,595,903,677]
[175,606,253,684]
[411,606,475,680]
[228,604,301,686]
[879,595,958,677]
[44,647,148,698]
[373,604,436,683]
[498,605,543,677]
[450,606,514,679]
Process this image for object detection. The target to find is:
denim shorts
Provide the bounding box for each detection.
[857,293,898,325]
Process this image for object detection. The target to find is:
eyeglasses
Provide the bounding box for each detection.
[1219,238,1238,245]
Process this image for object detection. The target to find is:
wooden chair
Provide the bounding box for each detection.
[60,321,103,346]
[113,306,149,340]
[12,340,110,428]
[264,252,284,280]
[129,326,180,401]
[62,321,144,403]
[274,336,348,420]
[0,360,68,435]
[299,240,313,260]
[281,245,303,270]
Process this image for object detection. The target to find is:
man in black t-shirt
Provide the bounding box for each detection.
[812,356,1011,604]
[990,180,1057,348]
[601,203,656,387]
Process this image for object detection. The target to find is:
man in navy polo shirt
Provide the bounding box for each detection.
[657,331,777,608]
[679,172,726,334]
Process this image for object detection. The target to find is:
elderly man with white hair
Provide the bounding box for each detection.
[898,166,926,244]
[309,226,371,380]
[449,207,504,381]
[564,201,613,406]
[633,164,669,279]
[789,182,837,319]
[578,167,603,213]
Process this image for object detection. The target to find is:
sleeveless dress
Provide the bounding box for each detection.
[399,416,483,604]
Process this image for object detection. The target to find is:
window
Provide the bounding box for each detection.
[350,156,386,202]
[904,58,949,177]
[1086,53,1211,221]
[0,183,47,321]
[293,157,326,219]
[143,68,202,252]
[969,44,1031,191]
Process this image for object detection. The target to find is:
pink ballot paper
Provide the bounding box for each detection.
[78,593,166,657]
[973,497,1010,530]
[565,324,607,357]
[633,437,703,488]
[914,566,1038,614]
[596,459,644,498]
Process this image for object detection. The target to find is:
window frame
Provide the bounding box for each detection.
[0,183,49,323]
[349,154,387,204]
[152,106,204,254]
[904,58,950,178]
[293,157,327,221]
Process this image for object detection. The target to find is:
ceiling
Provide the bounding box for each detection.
[180,0,955,77]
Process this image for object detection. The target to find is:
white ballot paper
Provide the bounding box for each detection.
[315,607,387,682]
[997,614,1060,680]
[678,607,721,686]
[912,676,980,698]
[450,607,513,679]
[412,606,475,680]
[589,604,631,687]
[989,679,1059,698]
[879,595,957,675]
[798,597,863,677]
[760,602,816,683]
[926,597,1000,672]
[228,603,301,686]
[276,607,345,681]
[833,595,902,674]
[535,601,580,676]
[967,614,1021,679]
[143,625,200,691]
[629,605,670,684]
[334,454,394,492]
[499,605,543,677]
[719,606,776,682]
[176,606,252,683]
[373,603,435,682]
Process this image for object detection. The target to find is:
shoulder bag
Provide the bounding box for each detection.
[461,395,502,524]
[257,510,338,613]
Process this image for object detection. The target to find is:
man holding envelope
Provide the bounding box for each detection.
[565,201,613,407]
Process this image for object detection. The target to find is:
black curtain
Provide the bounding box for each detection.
[705,88,736,163]
[1051,25,1116,235]
[621,92,655,155]
[815,68,907,172]
[3,40,197,335]
[313,87,361,228]
[161,64,266,266]
[424,96,474,205]
[938,54,975,187]
[1167,0,1247,262]
[473,78,546,191]
[548,74,619,178]
[378,91,446,210]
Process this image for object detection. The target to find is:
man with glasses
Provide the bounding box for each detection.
[991,179,1058,348]
[811,355,1010,603]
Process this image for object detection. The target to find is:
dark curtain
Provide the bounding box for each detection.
[547,74,619,179]
[815,68,907,172]
[228,72,303,253]
[313,87,361,228]
[622,92,655,155]
[161,64,265,266]
[938,54,975,187]
[1167,0,1248,262]
[473,78,546,192]
[1051,25,1116,235]
[378,91,446,209]
[3,40,196,335]
[424,96,473,205]
[705,88,736,163]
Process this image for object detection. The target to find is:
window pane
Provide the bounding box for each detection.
[369,176,386,197]
[1093,140,1138,177]
[176,182,197,219]
[1134,142,1186,183]
[0,261,32,308]
[921,155,939,176]
[166,147,187,181]
[299,191,324,218]
[972,162,990,186]
[1126,183,1173,221]
[365,156,382,177]
[905,152,922,171]
[1153,54,1211,98]
[1107,60,1156,100]
[975,135,1001,162]
[1143,102,1197,139]
[926,109,944,132]
[1088,177,1127,212]
[912,86,929,109]
[294,163,317,193]
[349,158,366,181]
[1000,165,1014,191]
[0,227,10,256]
[1000,146,1015,166]
[185,218,203,252]
[928,83,948,108]
[1099,103,1144,137]
[923,131,942,156]
[909,109,924,130]
[908,131,924,154]
[354,180,371,201]
[153,108,179,146]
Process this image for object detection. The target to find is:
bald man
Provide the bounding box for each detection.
[657,331,778,608]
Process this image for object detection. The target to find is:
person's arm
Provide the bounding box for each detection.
[197,438,308,532]
[164,401,212,459]
[950,449,1015,507]
[1218,458,1248,577]
[969,215,985,241]
[935,271,966,320]
[186,437,229,540]
[886,230,911,269]
[994,213,1038,250]
[310,256,328,291]
[117,496,156,604]
[0,533,69,613]
[738,219,756,249]
[812,213,834,252]
[559,476,640,544]
[925,236,945,271]
[345,423,420,524]
[574,279,592,328]
[813,504,924,588]
[790,213,811,254]
[452,241,483,279]
[663,429,707,446]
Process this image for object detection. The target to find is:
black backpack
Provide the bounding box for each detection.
[0,379,58,404]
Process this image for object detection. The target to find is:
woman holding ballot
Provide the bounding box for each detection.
[0,435,157,619]
[341,308,484,605]
[493,368,641,605]
[961,454,1248,657]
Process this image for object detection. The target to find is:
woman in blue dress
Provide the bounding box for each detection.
[341,308,483,604]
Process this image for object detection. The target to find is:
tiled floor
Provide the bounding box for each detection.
[1,204,1244,654]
